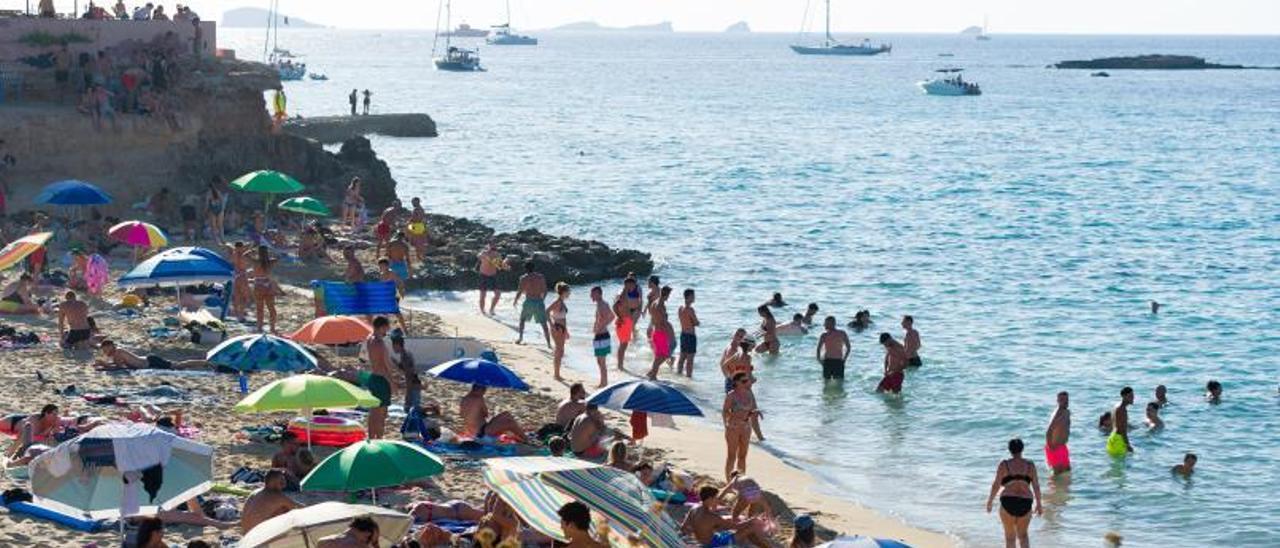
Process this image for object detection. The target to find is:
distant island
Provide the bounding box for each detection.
[551,20,674,32]
[221,7,326,28]
[959,25,983,35]
[725,21,751,33]
[1053,54,1264,70]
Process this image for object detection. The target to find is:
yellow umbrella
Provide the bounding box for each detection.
[0,232,52,271]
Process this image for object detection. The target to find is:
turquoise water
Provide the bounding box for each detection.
[224,30,1280,546]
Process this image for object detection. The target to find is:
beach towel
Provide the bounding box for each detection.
[630,411,649,441]
[85,254,109,295]
[312,280,400,316]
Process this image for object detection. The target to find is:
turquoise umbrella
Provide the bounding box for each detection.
[301,440,445,503]
[206,333,317,373]
[29,423,214,520]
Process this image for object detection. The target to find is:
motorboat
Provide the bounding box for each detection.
[433,0,484,71]
[918,68,981,96]
[486,1,537,45]
[271,55,306,81]
[264,0,305,80]
[307,72,329,81]
[790,0,890,56]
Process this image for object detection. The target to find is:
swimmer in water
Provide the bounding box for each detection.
[1205,380,1222,404]
[1171,453,1197,478]
[902,315,922,367]
[801,303,819,327]
[847,310,872,332]
[1107,387,1135,457]
[766,292,786,308]
[1097,411,1112,432]
[775,313,808,336]
[1144,402,1163,431]
[875,333,908,394]
[1155,384,1169,407]
[1150,300,1160,314]
[1044,391,1071,475]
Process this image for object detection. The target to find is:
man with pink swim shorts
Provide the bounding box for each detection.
[1045,391,1072,474]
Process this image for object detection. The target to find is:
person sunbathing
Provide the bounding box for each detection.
[0,273,40,314]
[475,492,522,546]
[680,485,771,548]
[3,404,62,459]
[93,339,213,371]
[460,384,528,443]
[406,498,485,523]
[569,404,624,459]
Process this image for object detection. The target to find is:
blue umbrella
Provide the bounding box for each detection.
[118,246,233,288]
[819,536,913,548]
[586,379,703,417]
[427,358,529,391]
[34,180,113,206]
[207,333,318,373]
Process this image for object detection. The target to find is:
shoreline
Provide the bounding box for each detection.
[416,300,957,547]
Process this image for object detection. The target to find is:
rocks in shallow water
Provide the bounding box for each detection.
[409,214,652,290]
[284,113,439,144]
[1054,55,1247,70]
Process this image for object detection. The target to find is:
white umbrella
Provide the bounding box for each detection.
[238,502,412,548]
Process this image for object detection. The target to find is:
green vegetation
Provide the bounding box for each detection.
[18,31,93,47]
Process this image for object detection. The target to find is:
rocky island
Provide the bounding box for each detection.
[284,113,439,144]
[1053,54,1264,70]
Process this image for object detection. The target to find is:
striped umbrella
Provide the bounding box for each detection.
[483,457,683,547]
[107,221,169,248]
[0,232,51,271]
[586,379,703,416]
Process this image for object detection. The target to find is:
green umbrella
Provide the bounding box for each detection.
[230,170,305,214]
[230,170,306,194]
[234,374,380,448]
[278,196,332,217]
[301,440,445,503]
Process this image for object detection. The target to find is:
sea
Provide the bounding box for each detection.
[221,29,1280,547]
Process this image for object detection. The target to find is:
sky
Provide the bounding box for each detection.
[25,1,1280,34]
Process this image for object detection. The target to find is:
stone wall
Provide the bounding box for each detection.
[0,18,216,65]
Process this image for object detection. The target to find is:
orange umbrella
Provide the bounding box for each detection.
[0,232,52,271]
[289,316,374,345]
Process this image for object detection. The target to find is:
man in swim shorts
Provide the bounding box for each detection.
[58,291,93,350]
[1108,386,1135,457]
[815,316,850,380]
[875,333,908,393]
[680,485,771,548]
[1044,391,1071,474]
[677,288,700,378]
[513,260,550,347]
[902,315,923,367]
[646,286,675,380]
[362,317,397,439]
[612,276,642,371]
[476,241,505,315]
[589,286,614,387]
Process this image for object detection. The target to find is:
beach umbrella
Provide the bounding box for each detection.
[107,220,169,248]
[300,440,444,503]
[427,358,529,391]
[238,502,412,548]
[117,246,233,288]
[818,537,913,548]
[0,231,52,271]
[230,170,304,213]
[278,196,332,217]
[34,179,112,206]
[29,423,213,520]
[288,315,373,345]
[586,379,703,417]
[206,333,317,373]
[483,457,683,547]
[234,374,380,448]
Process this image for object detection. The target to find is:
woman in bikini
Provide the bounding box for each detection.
[985,438,1042,548]
[723,372,758,480]
[251,245,279,334]
[205,181,225,243]
[754,305,779,355]
[342,177,362,228]
[548,282,570,381]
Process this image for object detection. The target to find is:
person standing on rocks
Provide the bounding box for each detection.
[513,261,550,347]
[477,241,507,315]
[385,230,412,283]
[362,90,372,115]
[589,286,614,387]
[406,197,429,263]
[348,89,358,116]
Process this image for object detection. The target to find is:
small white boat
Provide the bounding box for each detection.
[919,68,981,96]
[307,72,329,81]
[486,1,537,45]
[271,56,306,81]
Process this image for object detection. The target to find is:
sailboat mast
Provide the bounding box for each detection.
[445,0,453,50]
[824,0,831,46]
[505,0,511,27]
[272,0,279,54]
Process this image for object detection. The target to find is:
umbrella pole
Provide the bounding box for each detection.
[371,487,377,505]
[304,406,313,450]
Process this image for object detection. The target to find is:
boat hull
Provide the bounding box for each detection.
[918,80,981,96]
[434,59,483,72]
[487,35,538,45]
[790,44,891,56]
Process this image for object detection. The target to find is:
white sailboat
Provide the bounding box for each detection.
[433,0,483,71]
[487,0,537,45]
[264,0,306,80]
[790,0,890,56]
[976,15,992,41]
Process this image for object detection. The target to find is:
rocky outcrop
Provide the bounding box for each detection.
[284,114,438,144]
[725,21,751,33]
[411,215,653,290]
[1053,55,1253,70]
